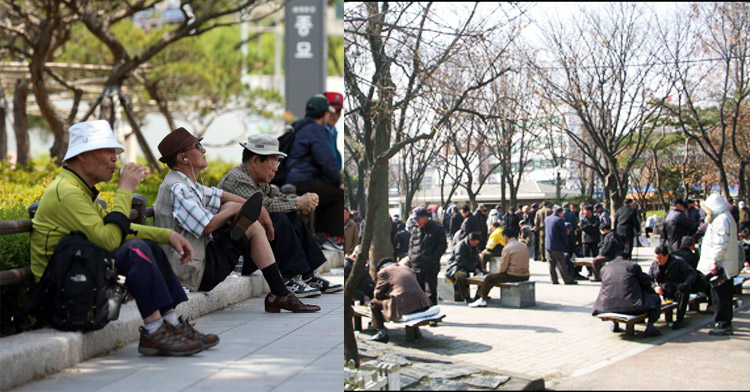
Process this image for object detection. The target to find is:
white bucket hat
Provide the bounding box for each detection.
[63,120,124,162]
[239,133,287,158]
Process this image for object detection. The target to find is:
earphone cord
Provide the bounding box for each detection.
[186,159,206,201]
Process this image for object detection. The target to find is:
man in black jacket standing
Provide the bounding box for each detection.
[408,207,448,306]
[457,204,483,245]
[613,199,640,260]
[661,198,698,252]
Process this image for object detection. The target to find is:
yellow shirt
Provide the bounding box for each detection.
[30,168,172,282]
[486,226,506,251]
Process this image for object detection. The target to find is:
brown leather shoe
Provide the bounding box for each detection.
[230,192,263,241]
[138,322,204,356]
[174,316,220,349]
[265,293,321,313]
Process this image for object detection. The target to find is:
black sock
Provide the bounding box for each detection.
[262,263,291,296]
[302,270,314,281]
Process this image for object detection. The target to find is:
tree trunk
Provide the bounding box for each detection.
[368,112,394,278]
[737,161,747,204]
[13,80,30,169]
[118,93,162,172]
[0,86,6,162]
[30,14,66,165]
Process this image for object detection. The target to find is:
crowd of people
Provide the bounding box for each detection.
[344,193,750,340]
[29,92,346,357]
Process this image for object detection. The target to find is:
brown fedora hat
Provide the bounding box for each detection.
[158,127,203,163]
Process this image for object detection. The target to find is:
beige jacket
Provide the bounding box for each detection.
[500,238,530,277]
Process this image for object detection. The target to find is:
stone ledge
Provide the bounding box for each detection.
[0,272,270,391]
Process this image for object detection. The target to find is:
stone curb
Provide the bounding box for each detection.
[0,250,344,391]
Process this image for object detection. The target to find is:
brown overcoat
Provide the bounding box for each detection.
[371,264,431,321]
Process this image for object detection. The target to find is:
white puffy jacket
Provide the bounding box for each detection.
[697,193,739,278]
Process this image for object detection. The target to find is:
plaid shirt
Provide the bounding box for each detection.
[170,171,223,239]
[217,164,299,214]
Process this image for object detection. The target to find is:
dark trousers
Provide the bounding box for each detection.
[621,233,634,260]
[582,241,599,257]
[416,270,439,306]
[711,277,734,328]
[200,226,260,292]
[547,249,574,284]
[269,212,326,278]
[292,178,344,237]
[371,302,386,329]
[531,231,539,259]
[114,239,188,319]
[664,291,690,323]
[452,270,470,302]
[479,273,529,299]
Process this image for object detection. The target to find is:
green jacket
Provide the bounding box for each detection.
[30,168,172,282]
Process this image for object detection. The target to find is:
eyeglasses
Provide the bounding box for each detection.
[183,142,203,154]
[267,159,281,169]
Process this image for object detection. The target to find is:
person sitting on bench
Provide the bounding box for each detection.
[590,223,624,282]
[446,232,482,303]
[469,226,530,308]
[648,245,697,330]
[593,256,662,337]
[370,258,432,343]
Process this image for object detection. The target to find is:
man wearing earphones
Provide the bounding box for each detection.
[153,127,320,313]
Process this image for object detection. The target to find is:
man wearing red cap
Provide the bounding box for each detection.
[324,91,343,172]
[285,94,344,247]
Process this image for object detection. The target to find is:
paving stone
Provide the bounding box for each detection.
[411,378,470,390]
[412,362,476,379]
[380,353,411,367]
[400,374,422,389]
[464,375,510,389]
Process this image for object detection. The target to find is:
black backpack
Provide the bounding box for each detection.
[14,231,126,332]
[270,120,312,187]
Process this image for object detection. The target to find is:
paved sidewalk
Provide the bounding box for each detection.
[11,274,343,392]
[358,243,750,390]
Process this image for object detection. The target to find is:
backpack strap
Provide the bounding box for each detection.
[103,211,137,244]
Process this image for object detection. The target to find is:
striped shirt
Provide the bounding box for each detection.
[169,171,223,239]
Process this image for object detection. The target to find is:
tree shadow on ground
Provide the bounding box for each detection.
[357,327,493,355]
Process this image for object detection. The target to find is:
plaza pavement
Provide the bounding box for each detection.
[359,241,750,390]
[8,273,343,392]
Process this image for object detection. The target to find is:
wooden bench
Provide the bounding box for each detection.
[596,301,678,336]
[571,257,595,269]
[351,305,445,342]
[466,275,536,308]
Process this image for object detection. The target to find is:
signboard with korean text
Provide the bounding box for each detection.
[285,0,327,119]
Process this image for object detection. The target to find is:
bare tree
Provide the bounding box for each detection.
[658,2,750,199]
[533,2,671,213]
[344,1,523,367]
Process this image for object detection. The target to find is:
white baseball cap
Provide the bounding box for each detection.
[239,133,287,158]
[63,120,124,162]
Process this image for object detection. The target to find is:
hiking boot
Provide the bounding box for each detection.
[285,275,322,298]
[138,322,204,356]
[304,271,343,293]
[174,316,220,349]
[229,192,263,241]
